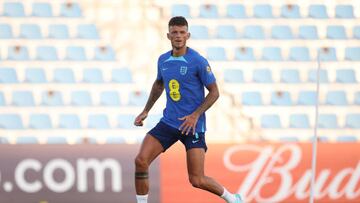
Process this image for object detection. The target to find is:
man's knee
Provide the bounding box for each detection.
[189,175,205,188]
[135,155,148,170]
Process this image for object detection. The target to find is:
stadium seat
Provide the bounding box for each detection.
[146,114,162,128]
[0,24,13,38]
[271,91,292,105]
[241,92,262,105]
[199,4,218,18]
[281,4,301,18]
[206,47,227,61]
[262,47,282,61]
[32,3,52,17]
[253,69,273,83]
[106,136,126,144]
[47,137,68,144]
[0,137,9,144]
[226,4,247,18]
[318,47,337,61]
[94,46,116,61]
[298,91,317,105]
[0,92,5,106]
[271,26,293,39]
[54,68,75,83]
[77,24,99,39]
[49,24,69,39]
[16,137,38,144]
[117,114,136,128]
[318,114,338,128]
[171,4,190,18]
[289,47,310,61]
[12,91,35,106]
[29,114,52,129]
[66,46,86,60]
[281,69,300,83]
[0,68,18,83]
[336,136,357,142]
[0,114,23,129]
[345,47,360,61]
[42,91,64,106]
[36,46,58,60]
[290,114,310,128]
[59,114,81,129]
[8,46,29,60]
[20,24,42,39]
[88,114,110,129]
[354,26,360,39]
[345,114,360,128]
[83,68,104,83]
[327,26,347,39]
[243,25,265,39]
[325,91,347,105]
[335,5,354,18]
[279,136,299,142]
[189,25,209,39]
[253,4,273,18]
[355,92,360,105]
[128,91,148,106]
[216,25,237,39]
[71,91,92,106]
[3,2,25,17]
[299,25,318,39]
[308,69,329,83]
[336,69,357,83]
[234,47,255,61]
[223,69,244,83]
[100,91,121,106]
[261,114,281,128]
[112,68,133,83]
[25,68,46,83]
[60,2,82,17]
[309,5,328,18]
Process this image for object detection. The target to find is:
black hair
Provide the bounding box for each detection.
[168,16,188,28]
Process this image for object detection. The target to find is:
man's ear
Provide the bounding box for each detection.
[167,33,170,40]
[187,32,191,39]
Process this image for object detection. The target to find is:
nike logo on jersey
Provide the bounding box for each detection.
[192,140,199,144]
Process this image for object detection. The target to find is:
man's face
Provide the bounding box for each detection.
[167,25,190,50]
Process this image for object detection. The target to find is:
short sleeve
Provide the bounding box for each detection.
[198,57,216,86]
[156,57,163,81]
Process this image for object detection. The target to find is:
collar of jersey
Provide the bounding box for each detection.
[164,55,188,63]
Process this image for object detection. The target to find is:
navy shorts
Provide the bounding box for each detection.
[148,121,207,152]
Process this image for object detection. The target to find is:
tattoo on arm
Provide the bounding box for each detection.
[194,83,219,116]
[143,80,164,113]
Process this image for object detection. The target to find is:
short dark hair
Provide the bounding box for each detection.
[168,16,188,28]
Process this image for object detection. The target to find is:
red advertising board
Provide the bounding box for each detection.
[160,142,360,203]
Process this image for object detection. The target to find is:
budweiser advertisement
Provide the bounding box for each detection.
[160,142,360,203]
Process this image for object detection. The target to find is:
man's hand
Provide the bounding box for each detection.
[134,111,148,126]
[178,113,199,135]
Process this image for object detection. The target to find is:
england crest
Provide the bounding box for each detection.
[180,66,187,75]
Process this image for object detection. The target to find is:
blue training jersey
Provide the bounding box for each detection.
[156,47,216,133]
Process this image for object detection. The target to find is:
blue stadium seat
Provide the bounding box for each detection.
[0,24,13,38]
[281,4,301,18]
[279,136,299,142]
[60,2,82,17]
[37,46,58,60]
[0,137,9,144]
[20,24,42,39]
[199,4,218,18]
[171,4,190,18]
[299,25,318,39]
[47,137,68,144]
[25,68,46,83]
[336,69,357,83]
[12,91,35,106]
[32,3,52,17]
[49,24,69,39]
[318,47,337,61]
[262,47,282,61]
[0,92,5,106]
[100,91,120,106]
[261,114,281,128]
[281,69,300,83]
[325,91,347,105]
[83,68,104,83]
[112,68,133,83]
[254,4,273,18]
[345,114,360,128]
[71,91,92,106]
[335,5,354,18]
[355,92,360,105]
[3,2,25,17]
[189,25,209,39]
[42,91,64,106]
[8,46,29,60]
[298,91,317,105]
[88,114,110,129]
[0,68,18,83]
[336,136,357,142]
[106,136,126,144]
[327,26,347,39]
[354,26,360,39]
[94,46,116,61]
[345,47,360,61]
[77,24,99,39]
[253,69,273,83]
[117,114,136,129]
[16,137,38,144]
[128,91,148,106]
[234,47,255,61]
[318,114,338,128]
[206,47,227,61]
[290,114,310,128]
[223,69,244,83]
[54,68,75,83]
[66,46,86,60]
[308,69,329,83]
[216,25,237,39]
[29,114,52,129]
[244,25,265,39]
[271,91,292,105]
[0,114,23,129]
[59,114,80,129]
[242,92,262,105]
[271,26,293,39]
[289,47,310,61]
[146,114,162,128]
[309,5,328,18]
[226,4,247,18]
